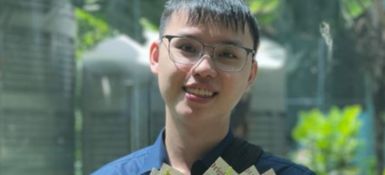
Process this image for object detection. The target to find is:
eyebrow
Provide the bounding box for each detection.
[174,33,246,47]
[220,40,244,47]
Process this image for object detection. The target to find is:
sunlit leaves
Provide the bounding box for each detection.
[140,18,158,32]
[245,0,280,25]
[341,0,374,21]
[292,105,362,174]
[75,8,114,58]
[247,0,280,14]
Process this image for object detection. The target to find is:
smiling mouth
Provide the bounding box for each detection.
[183,87,217,98]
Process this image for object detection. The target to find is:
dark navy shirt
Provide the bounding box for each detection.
[92,130,315,175]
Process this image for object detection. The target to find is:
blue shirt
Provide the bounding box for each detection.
[92,130,315,175]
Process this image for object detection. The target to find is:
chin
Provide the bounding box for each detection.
[174,102,220,121]
[174,108,205,121]
[176,107,195,118]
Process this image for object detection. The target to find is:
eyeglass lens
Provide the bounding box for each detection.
[168,36,249,71]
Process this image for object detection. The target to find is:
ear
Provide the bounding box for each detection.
[246,60,258,90]
[149,41,160,74]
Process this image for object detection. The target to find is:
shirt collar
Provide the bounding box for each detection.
[139,130,168,174]
[139,129,234,174]
[198,130,234,168]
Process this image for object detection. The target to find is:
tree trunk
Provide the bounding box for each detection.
[374,88,385,175]
[373,1,385,174]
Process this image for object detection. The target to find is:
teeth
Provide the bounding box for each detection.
[186,87,214,97]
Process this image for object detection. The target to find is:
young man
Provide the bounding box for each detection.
[93,0,315,174]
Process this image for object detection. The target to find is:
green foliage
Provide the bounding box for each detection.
[75,8,115,58]
[292,105,362,175]
[245,0,280,25]
[140,17,158,32]
[341,0,374,22]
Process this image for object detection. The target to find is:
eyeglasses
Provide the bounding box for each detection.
[162,35,256,72]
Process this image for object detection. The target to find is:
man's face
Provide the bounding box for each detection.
[149,11,257,125]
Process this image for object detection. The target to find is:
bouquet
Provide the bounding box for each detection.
[150,157,276,175]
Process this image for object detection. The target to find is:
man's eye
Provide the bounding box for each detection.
[218,51,238,60]
[177,44,198,53]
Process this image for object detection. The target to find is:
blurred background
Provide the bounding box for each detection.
[0,0,384,174]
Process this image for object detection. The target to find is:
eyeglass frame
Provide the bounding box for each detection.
[161,35,256,72]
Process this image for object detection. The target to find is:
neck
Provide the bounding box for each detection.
[164,111,229,175]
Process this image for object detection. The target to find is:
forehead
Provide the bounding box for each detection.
[163,10,253,47]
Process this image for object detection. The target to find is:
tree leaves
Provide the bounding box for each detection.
[74,8,114,58]
[341,0,374,22]
[245,0,280,25]
[292,105,362,174]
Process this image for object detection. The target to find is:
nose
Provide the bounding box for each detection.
[191,54,218,78]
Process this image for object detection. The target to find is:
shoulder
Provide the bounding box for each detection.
[91,146,154,175]
[256,152,315,175]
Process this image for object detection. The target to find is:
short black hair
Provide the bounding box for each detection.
[159,0,260,51]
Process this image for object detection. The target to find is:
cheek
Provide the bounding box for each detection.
[222,75,249,102]
[157,58,186,99]
[226,72,249,90]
